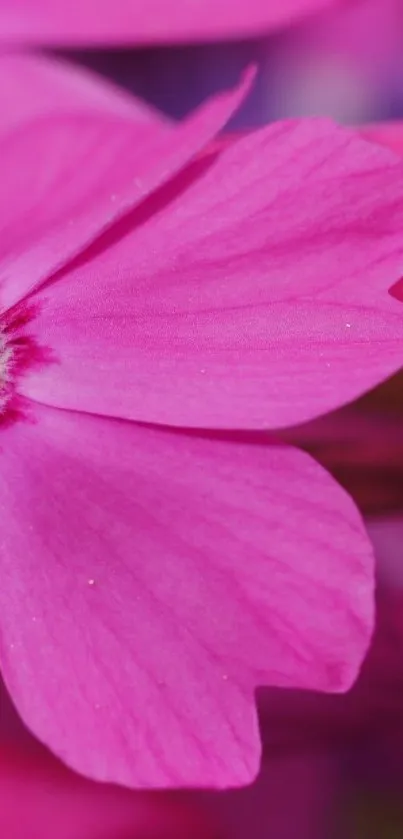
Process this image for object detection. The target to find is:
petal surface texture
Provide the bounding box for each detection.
[0,403,373,788]
[21,120,403,429]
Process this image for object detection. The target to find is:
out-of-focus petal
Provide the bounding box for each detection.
[261,0,403,125]
[0,401,373,788]
[0,0,339,45]
[23,119,403,429]
[0,52,161,136]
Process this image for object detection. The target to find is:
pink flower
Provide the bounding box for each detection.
[1,52,403,791]
[0,0,339,45]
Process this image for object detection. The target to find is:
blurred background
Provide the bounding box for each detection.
[57,0,403,128]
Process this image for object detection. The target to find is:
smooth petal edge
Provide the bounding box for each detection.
[0,401,374,788]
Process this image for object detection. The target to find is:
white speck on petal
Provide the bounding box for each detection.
[88,579,95,586]
[346,323,351,328]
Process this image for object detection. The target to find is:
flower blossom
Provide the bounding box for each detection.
[1,53,403,791]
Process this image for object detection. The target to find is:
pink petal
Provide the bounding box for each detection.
[0,402,373,788]
[24,119,403,429]
[0,56,250,311]
[0,0,338,45]
[258,590,403,753]
[360,122,403,157]
[0,680,337,839]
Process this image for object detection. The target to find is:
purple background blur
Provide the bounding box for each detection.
[57,0,403,129]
